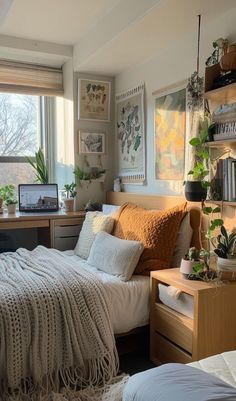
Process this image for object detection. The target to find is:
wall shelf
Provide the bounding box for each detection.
[204,83,236,104]
[206,139,236,148]
[205,200,236,206]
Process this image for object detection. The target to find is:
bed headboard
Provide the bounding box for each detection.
[106,191,204,250]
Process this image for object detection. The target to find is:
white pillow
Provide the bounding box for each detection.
[171,212,193,267]
[87,231,144,281]
[102,204,120,215]
[74,212,114,259]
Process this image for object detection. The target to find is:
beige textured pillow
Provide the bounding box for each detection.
[87,231,144,281]
[171,213,193,267]
[74,212,114,259]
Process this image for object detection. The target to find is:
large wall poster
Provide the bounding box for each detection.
[116,83,145,183]
[154,87,186,180]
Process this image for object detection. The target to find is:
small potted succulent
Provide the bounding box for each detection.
[62,183,77,212]
[0,185,18,214]
[180,247,200,276]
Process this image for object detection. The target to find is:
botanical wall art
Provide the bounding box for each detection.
[116,83,145,183]
[78,131,105,154]
[78,79,111,121]
[154,85,186,180]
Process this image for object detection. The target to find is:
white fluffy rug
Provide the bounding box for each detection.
[5,375,129,401]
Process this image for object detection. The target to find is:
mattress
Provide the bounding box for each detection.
[189,351,236,388]
[64,251,150,334]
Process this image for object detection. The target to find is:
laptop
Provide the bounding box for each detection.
[18,184,59,212]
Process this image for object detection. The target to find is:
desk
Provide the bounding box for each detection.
[0,211,86,251]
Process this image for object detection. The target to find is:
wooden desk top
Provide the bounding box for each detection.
[0,210,86,223]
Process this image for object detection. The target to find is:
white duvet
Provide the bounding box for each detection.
[189,351,236,388]
[64,251,150,334]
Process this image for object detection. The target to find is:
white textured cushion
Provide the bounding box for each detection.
[87,231,144,281]
[74,212,114,259]
[171,212,193,267]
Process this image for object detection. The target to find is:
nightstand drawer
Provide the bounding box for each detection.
[153,332,192,364]
[154,303,193,353]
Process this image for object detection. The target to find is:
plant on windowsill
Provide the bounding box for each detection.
[0,185,18,214]
[62,183,77,212]
[27,148,49,184]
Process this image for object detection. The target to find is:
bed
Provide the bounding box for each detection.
[123,351,236,400]
[0,192,203,398]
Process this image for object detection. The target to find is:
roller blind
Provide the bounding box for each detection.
[0,60,64,96]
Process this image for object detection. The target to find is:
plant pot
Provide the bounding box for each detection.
[184,181,207,202]
[217,257,236,281]
[64,198,75,212]
[180,258,194,277]
[7,204,16,214]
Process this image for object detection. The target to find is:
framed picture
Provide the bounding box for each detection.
[78,130,105,154]
[116,83,145,183]
[78,79,111,121]
[153,82,186,180]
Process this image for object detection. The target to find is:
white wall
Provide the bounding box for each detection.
[73,72,115,209]
[115,7,236,196]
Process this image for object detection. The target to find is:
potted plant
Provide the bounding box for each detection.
[180,247,200,276]
[213,225,236,278]
[0,185,18,214]
[62,183,77,212]
[27,148,49,184]
[183,205,224,281]
[0,187,4,214]
[184,116,211,202]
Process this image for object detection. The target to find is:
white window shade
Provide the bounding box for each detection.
[0,60,64,96]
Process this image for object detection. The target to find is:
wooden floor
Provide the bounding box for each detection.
[116,325,156,375]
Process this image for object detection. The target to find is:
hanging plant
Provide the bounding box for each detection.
[187,71,204,111]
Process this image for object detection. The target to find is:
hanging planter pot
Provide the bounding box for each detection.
[184,181,207,202]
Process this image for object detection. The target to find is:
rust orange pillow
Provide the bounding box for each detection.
[112,202,187,275]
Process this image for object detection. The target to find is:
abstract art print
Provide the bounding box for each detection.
[79,131,105,154]
[116,83,145,183]
[154,86,186,180]
[78,79,111,121]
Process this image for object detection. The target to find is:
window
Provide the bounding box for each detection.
[0,93,43,187]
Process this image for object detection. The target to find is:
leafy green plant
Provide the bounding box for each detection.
[74,166,91,182]
[185,116,211,189]
[27,148,49,184]
[184,247,200,261]
[213,226,236,259]
[62,183,77,199]
[0,185,17,206]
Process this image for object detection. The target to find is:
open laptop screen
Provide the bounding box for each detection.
[19,184,59,212]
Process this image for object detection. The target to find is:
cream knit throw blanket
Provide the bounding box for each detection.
[0,246,118,397]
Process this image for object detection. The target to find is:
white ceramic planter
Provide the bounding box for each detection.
[217,257,236,272]
[7,203,16,214]
[180,258,194,276]
[64,198,75,212]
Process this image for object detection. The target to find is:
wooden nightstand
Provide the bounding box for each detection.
[150,268,236,365]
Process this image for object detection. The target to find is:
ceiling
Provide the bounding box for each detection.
[0,0,235,74]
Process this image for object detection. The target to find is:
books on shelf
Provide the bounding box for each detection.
[213,157,236,201]
[212,103,236,141]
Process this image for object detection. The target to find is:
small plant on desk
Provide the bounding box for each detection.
[62,183,77,212]
[0,185,18,214]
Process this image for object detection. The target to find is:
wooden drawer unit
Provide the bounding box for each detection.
[51,217,84,251]
[150,268,236,365]
[153,303,193,353]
